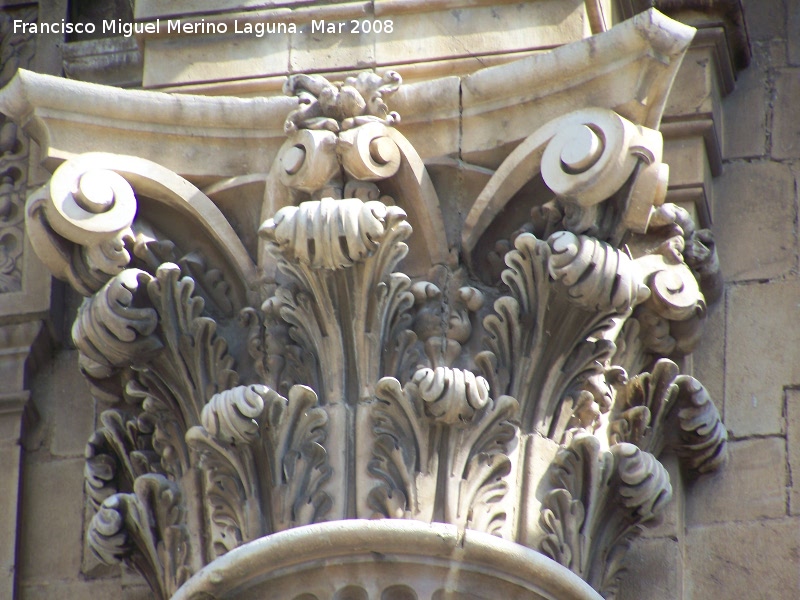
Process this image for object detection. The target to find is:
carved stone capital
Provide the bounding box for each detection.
[2,9,728,600]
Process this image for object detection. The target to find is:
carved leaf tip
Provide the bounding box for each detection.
[201,385,270,445]
[611,443,673,519]
[87,474,191,600]
[548,231,650,313]
[609,359,728,477]
[259,198,409,270]
[412,366,490,424]
[675,375,728,475]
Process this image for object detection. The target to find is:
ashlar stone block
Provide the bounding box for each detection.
[685,518,800,600]
[617,536,682,600]
[143,31,290,88]
[20,579,123,600]
[772,68,800,159]
[721,44,767,159]
[741,0,786,43]
[790,5,800,66]
[686,437,787,526]
[0,440,22,600]
[692,300,725,417]
[290,17,375,73]
[786,389,800,515]
[18,458,86,584]
[29,349,93,457]
[373,0,585,67]
[712,160,794,283]
[726,280,800,436]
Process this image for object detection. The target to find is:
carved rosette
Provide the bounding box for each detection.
[17,13,726,599]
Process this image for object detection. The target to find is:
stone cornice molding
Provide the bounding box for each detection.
[0,9,693,180]
[0,9,728,600]
[618,0,750,75]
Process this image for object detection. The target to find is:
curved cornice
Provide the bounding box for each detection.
[0,9,693,181]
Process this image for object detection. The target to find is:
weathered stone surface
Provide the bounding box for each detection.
[0,440,22,600]
[289,22,374,72]
[461,10,694,167]
[143,33,291,88]
[122,586,156,600]
[62,37,143,88]
[686,438,786,525]
[692,301,725,416]
[726,280,800,436]
[392,76,460,160]
[18,458,85,583]
[134,0,310,20]
[721,45,767,159]
[786,389,800,516]
[685,518,800,599]
[29,349,93,457]
[741,0,785,42]
[712,161,794,282]
[663,136,710,191]
[664,45,719,119]
[373,1,586,67]
[772,68,800,159]
[789,6,800,66]
[19,579,123,600]
[662,135,713,223]
[617,536,682,600]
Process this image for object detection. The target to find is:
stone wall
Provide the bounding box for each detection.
[2,1,796,599]
[621,0,800,597]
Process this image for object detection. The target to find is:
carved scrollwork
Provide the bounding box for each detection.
[617,202,713,360]
[0,8,34,295]
[367,374,518,537]
[464,107,669,260]
[260,196,415,413]
[284,71,401,133]
[609,359,727,476]
[48,165,137,246]
[201,384,266,445]
[444,393,518,535]
[74,262,238,484]
[72,268,161,379]
[339,122,401,182]
[413,366,490,424]
[186,383,332,557]
[674,375,728,475]
[277,129,340,194]
[87,474,192,600]
[367,376,435,521]
[541,110,640,207]
[260,198,406,270]
[25,157,137,295]
[477,232,631,440]
[548,231,650,313]
[261,384,333,530]
[85,409,160,510]
[539,434,671,598]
